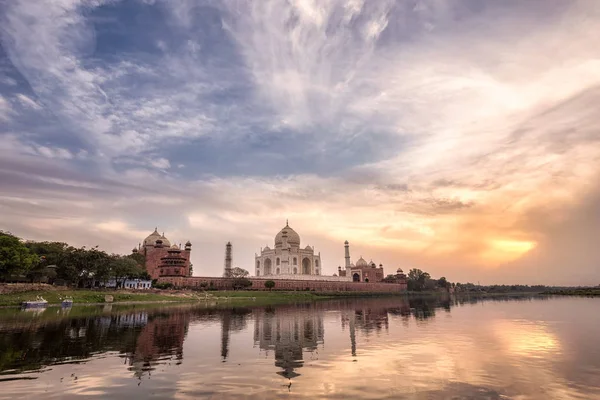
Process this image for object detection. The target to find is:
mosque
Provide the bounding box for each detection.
[133,228,192,280]
[255,222,386,283]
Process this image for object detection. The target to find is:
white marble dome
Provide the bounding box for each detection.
[275,223,300,246]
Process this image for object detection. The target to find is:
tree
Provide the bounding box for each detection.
[111,255,143,283]
[265,280,275,291]
[232,277,252,290]
[127,252,146,268]
[231,267,249,278]
[0,231,38,280]
[438,277,448,289]
[229,267,251,290]
[407,268,432,291]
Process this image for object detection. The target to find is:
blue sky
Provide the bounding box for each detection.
[1,0,600,285]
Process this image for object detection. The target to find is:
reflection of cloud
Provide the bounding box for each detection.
[491,320,561,358]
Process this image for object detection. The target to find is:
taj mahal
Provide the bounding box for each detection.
[255,221,387,283]
[255,221,322,278]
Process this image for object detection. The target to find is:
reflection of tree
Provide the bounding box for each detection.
[0,312,143,375]
[253,305,324,379]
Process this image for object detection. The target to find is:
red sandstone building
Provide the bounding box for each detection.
[132,228,192,280]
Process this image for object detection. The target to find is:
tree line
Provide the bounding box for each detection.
[0,230,148,286]
[390,267,565,293]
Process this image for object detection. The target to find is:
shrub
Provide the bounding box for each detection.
[264,280,275,291]
[154,282,173,290]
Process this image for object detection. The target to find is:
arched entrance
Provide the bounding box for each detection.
[302,258,311,275]
[264,258,272,275]
[352,273,360,282]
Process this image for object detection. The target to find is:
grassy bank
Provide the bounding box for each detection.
[0,289,198,307]
[542,288,600,297]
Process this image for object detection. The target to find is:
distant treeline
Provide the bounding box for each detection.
[385,268,593,293]
[0,230,148,286]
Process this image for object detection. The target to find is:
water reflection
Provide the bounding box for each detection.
[253,305,324,378]
[0,295,599,399]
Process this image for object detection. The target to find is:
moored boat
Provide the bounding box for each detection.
[61,298,74,307]
[21,296,48,308]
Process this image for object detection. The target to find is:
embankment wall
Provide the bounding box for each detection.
[157,276,407,292]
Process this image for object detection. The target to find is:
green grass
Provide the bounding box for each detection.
[0,289,197,307]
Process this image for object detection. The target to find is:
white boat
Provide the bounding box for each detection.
[61,298,74,307]
[21,296,48,308]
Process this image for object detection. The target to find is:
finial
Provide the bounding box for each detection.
[154,227,158,232]
[286,219,289,226]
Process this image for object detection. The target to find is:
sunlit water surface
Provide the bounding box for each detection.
[0,296,599,399]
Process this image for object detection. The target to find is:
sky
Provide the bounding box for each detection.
[0,0,599,286]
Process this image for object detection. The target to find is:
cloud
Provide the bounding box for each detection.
[0,95,11,121]
[15,93,42,110]
[1,0,599,284]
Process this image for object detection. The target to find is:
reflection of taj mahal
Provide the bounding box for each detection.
[253,307,324,379]
[255,221,323,278]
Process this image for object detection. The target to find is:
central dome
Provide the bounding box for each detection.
[275,222,300,247]
[143,228,161,246]
[356,257,368,267]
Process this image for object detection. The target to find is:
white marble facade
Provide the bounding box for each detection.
[255,222,324,278]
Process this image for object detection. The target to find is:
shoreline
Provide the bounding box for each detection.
[2,287,596,308]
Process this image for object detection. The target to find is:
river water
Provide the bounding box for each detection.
[0,295,598,399]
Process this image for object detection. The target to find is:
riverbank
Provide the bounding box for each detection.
[542,288,600,296]
[0,288,199,307]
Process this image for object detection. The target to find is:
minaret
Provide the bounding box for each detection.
[344,240,351,269]
[224,242,232,278]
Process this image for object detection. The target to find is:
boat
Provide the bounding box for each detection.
[61,297,74,307]
[21,296,48,308]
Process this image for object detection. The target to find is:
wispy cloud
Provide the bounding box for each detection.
[1,0,599,284]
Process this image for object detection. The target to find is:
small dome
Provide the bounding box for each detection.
[356,257,368,267]
[305,245,312,250]
[171,244,179,249]
[132,247,138,253]
[275,222,300,247]
[160,234,171,247]
[185,240,191,247]
[397,268,404,273]
[143,228,161,246]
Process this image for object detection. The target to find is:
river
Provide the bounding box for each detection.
[0,295,598,399]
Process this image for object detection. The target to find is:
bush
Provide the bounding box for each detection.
[154,282,173,290]
[232,278,252,290]
[264,280,275,290]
